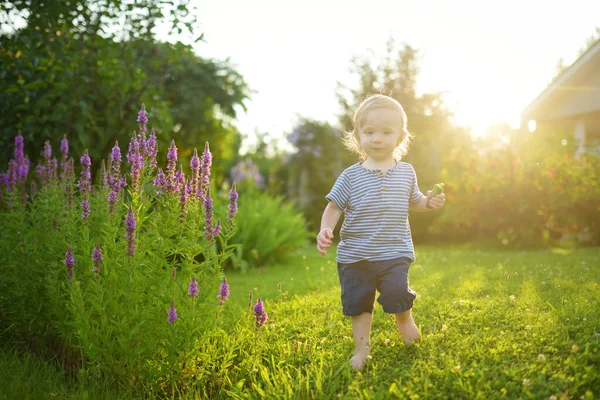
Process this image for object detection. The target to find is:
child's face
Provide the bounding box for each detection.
[358,108,404,162]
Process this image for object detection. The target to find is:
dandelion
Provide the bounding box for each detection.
[454,365,461,372]
[125,205,136,256]
[168,300,178,324]
[384,339,390,345]
[509,295,516,302]
[188,277,199,297]
[92,243,103,275]
[537,354,546,360]
[571,344,579,352]
[522,379,531,388]
[442,324,448,331]
[227,182,238,228]
[253,297,268,327]
[218,277,230,305]
[65,246,75,281]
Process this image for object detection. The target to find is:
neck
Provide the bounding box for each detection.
[362,157,396,172]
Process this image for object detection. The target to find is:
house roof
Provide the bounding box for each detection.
[522,39,600,121]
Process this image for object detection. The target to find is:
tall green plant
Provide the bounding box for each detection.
[0,106,240,392]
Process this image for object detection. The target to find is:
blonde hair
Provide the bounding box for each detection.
[343,94,412,160]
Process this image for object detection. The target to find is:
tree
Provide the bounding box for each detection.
[0,1,249,182]
[336,38,473,240]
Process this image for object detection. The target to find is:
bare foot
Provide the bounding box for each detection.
[350,348,370,371]
[397,315,420,345]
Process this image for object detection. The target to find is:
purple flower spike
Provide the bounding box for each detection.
[190,148,200,196]
[168,300,178,324]
[204,187,213,241]
[125,205,136,256]
[146,129,158,168]
[14,134,24,162]
[188,277,199,297]
[166,140,178,193]
[198,142,212,200]
[227,182,238,227]
[43,141,52,163]
[212,218,222,238]
[92,243,103,275]
[78,150,92,220]
[253,297,268,327]
[137,104,148,133]
[153,168,166,191]
[60,136,68,158]
[65,246,75,281]
[217,277,230,305]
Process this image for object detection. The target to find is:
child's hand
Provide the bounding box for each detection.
[317,228,334,256]
[425,191,446,210]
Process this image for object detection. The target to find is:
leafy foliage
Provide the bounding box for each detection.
[0,109,239,392]
[0,0,250,183]
[216,189,311,271]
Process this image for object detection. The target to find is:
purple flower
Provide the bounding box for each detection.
[137,104,148,133]
[227,182,238,227]
[60,136,68,159]
[217,277,229,305]
[78,150,92,220]
[43,141,52,165]
[146,129,158,168]
[253,297,268,327]
[127,135,143,191]
[110,142,121,186]
[166,140,178,193]
[212,218,222,238]
[65,246,75,281]
[80,199,90,219]
[92,243,103,275]
[198,142,211,200]
[188,277,199,297]
[14,134,24,163]
[168,300,178,324]
[153,168,166,191]
[190,147,200,196]
[125,205,136,256]
[204,187,214,241]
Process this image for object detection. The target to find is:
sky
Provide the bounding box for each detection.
[172,0,599,147]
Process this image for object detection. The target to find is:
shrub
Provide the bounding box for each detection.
[215,189,311,271]
[0,106,240,393]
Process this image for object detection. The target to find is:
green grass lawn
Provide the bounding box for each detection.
[2,245,599,399]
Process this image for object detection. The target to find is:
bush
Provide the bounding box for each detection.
[216,189,311,271]
[0,107,240,393]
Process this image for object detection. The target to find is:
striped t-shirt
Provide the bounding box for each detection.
[326,162,424,263]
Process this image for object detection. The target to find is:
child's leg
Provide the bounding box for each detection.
[395,309,420,344]
[350,312,372,371]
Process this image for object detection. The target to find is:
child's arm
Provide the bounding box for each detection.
[410,190,445,212]
[317,201,342,256]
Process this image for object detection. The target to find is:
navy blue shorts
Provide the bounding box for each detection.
[337,257,416,316]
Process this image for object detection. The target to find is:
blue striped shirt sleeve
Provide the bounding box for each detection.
[326,170,351,210]
[409,165,424,204]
